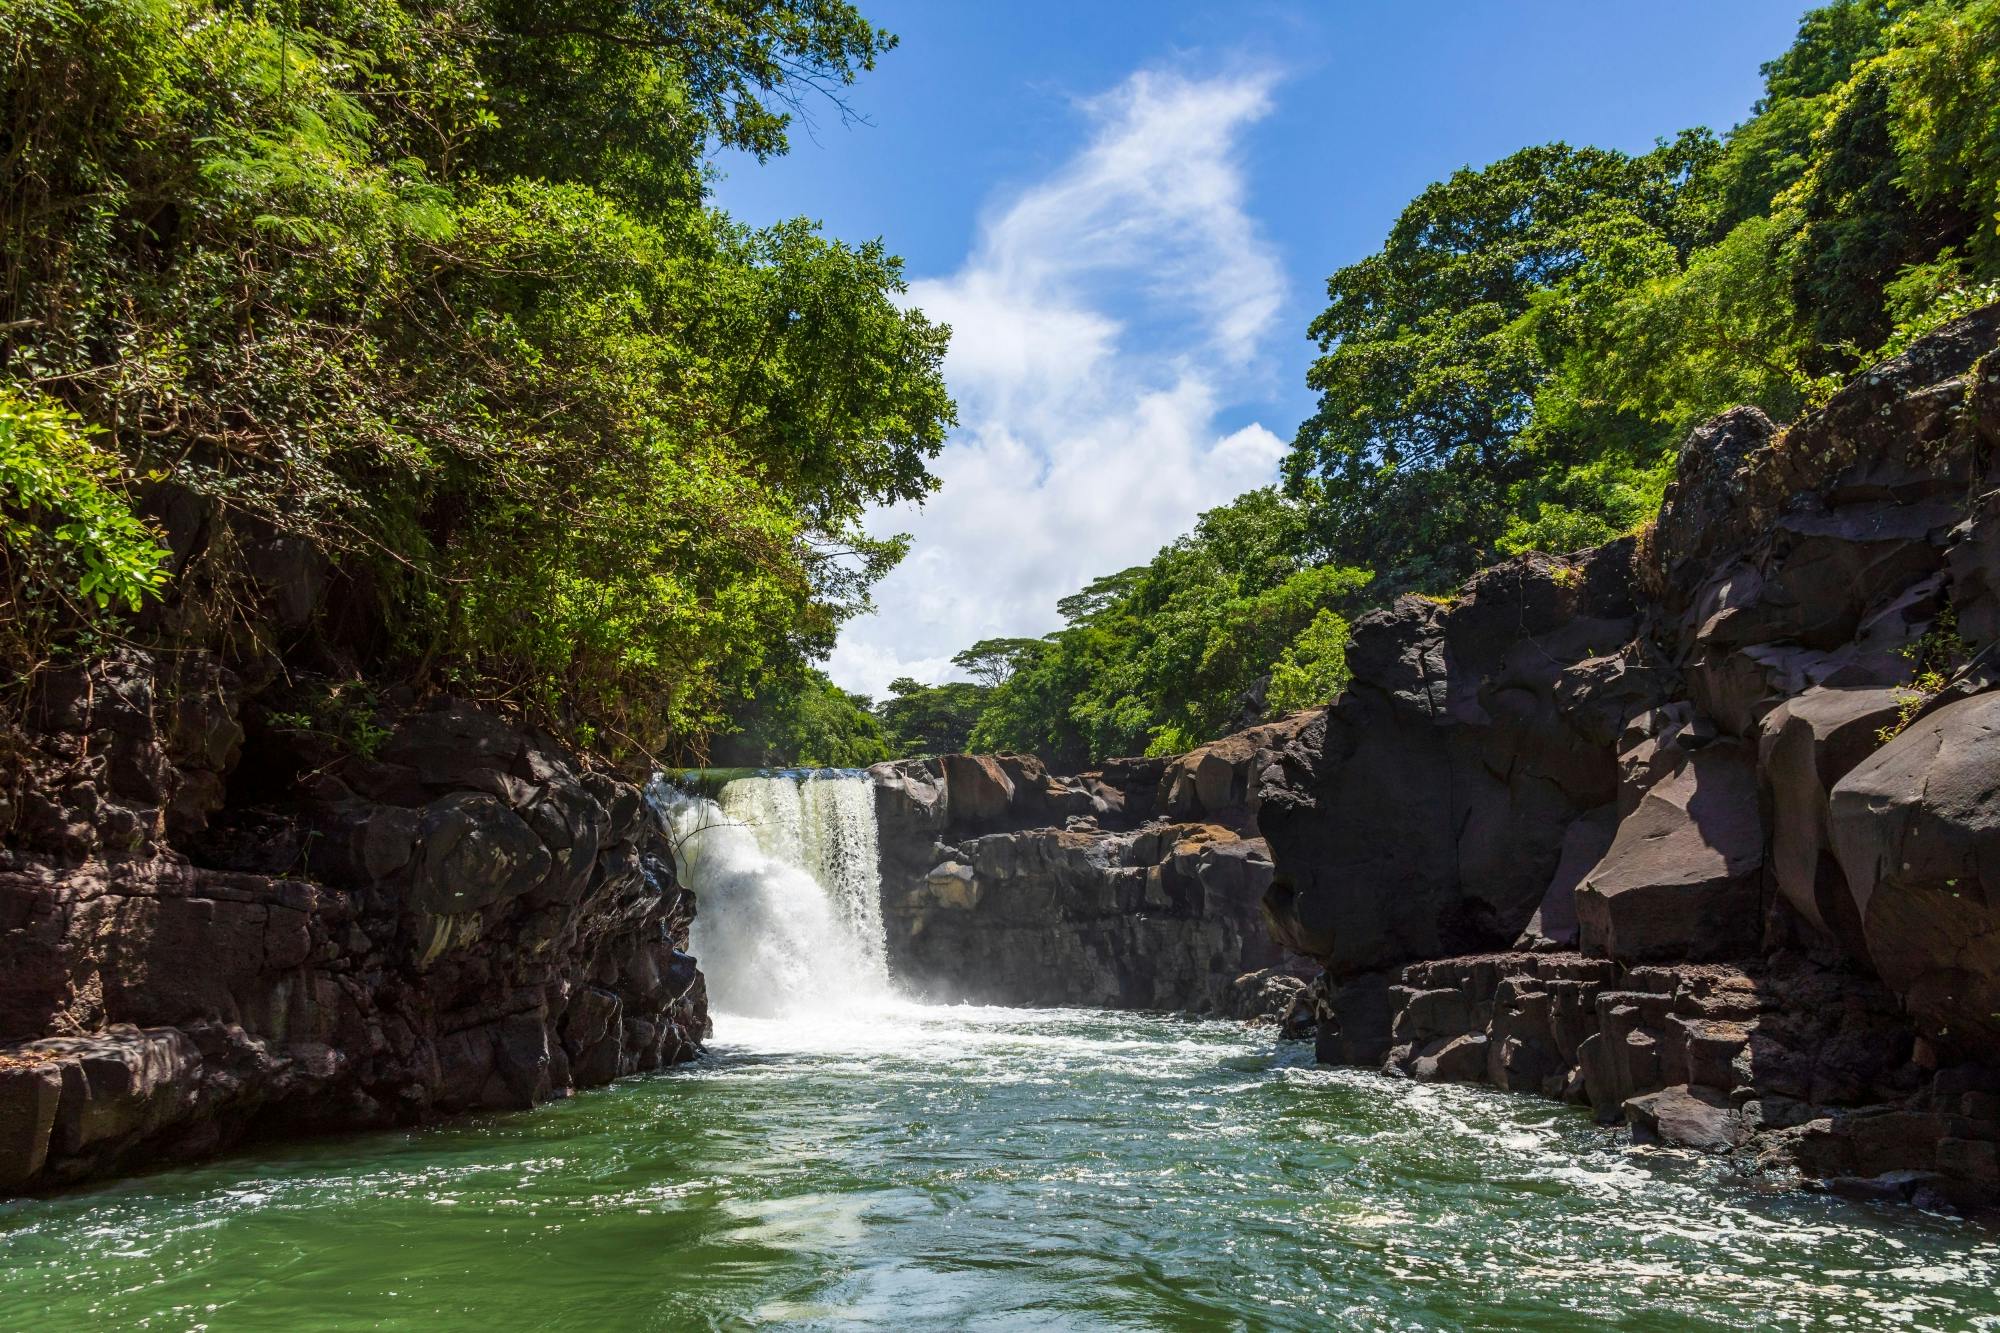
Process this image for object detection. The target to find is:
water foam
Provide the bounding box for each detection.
[649,771,891,1018]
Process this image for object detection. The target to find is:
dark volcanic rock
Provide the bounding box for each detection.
[0,673,708,1192]
[1222,967,1312,1034]
[1829,689,2000,1059]
[1255,307,2000,1204]
[880,822,1291,1012]
[1760,686,1906,957]
[1258,544,1653,979]
[871,731,1309,1013]
[1156,718,1310,830]
[1626,1085,1748,1153]
[1575,740,1764,962]
[938,754,1017,833]
[1517,804,1617,951]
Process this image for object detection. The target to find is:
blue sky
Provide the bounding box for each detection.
[710,2,1813,698]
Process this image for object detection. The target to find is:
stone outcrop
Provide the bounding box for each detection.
[1575,739,1765,962]
[884,821,1286,1011]
[1829,689,2000,1059]
[1,661,708,1192]
[871,732,1306,1012]
[1258,542,1651,978]
[1256,304,2000,1206]
[1362,949,2000,1208]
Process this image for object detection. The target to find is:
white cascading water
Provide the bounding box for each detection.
[648,772,891,1018]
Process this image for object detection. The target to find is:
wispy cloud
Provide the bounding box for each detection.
[829,66,1290,699]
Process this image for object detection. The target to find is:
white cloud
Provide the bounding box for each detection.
[827,66,1290,700]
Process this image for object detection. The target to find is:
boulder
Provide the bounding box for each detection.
[1412,1033,1489,1083]
[1625,1084,1748,1153]
[1517,805,1617,950]
[923,861,980,909]
[407,792,552,916]
[1,683,709,1193]
[869,759,949,894]
[1313,970,1397,1067]
[1157,716,1310,827]
[940,754,1015,833]
[1259,545,1647,978]
[1222,968,1310,1027]
[1575,741,1764,962]
[1652,408,1778,604]
[1391,987,1473,1043]
[1829,689,2000,1058]
[1758,685,1903,953]
[0,1060,63,1189]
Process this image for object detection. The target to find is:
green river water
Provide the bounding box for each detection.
[1,1002,1996,1331]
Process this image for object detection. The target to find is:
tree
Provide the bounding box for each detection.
[1284,135,1721,595]
[0,0,953,763]
[876,677,991,756]
[949,638,1043,688]
[712,670,890,768]
[1265,610,1354,715]
[1285,0,2000,601]
[968,490,1371,764]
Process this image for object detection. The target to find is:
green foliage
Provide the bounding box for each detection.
[712,669,889,769]
[1265,609,1353,716]
[0,0,952,761]
[969,490,1371,767]
[1876,607,1973,742]
[1283,0,2000,603]
[474,0,896,212]
[1877,250,2000,354]
[263,681,393,760]
[1883,0,2000,259]
[0,388,168,616]
[950,638,1043,688]
[1561,214,1819,435]
[875,677,990,756]
[932,0,2000,769]
[1284,133,1722,594]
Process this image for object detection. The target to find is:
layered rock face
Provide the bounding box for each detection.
[872,734,1306,1012]
[1,658,707,1192]
[1363,951,1997,1206]
[1260,306,2000,1201]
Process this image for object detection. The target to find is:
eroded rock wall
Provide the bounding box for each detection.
[871,737,1304,1012]
[1357,949,1997,1207]
[1258,305,2000,1203]
[1,663,707,1192]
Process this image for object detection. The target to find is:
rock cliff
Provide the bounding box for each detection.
[871,738,1307,1012]
[1257,306,2000,1205]
[1,657,708,1193]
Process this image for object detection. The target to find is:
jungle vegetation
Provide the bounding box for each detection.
[0,0,953,763]
[906,0,2000,768]
[7,0,1998,770]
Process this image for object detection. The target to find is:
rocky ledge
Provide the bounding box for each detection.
[1259,305,2000,1207]
[871,738,1309,1012]
[0,660,708,1193]
[1348,950,1996,1207]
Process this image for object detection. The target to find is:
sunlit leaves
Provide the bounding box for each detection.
[0,389,169,614]
[0,0,951,762]
[969,489,1371,766]
[1284,0,2000,602]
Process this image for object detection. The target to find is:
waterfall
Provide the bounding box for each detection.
[648,771,890,1018]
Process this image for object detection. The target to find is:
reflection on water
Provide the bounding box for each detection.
[3,1001,1997,1331]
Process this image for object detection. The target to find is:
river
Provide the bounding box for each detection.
[2,773,1996,1330]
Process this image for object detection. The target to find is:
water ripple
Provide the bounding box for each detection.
[3,1003,1997,1331]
